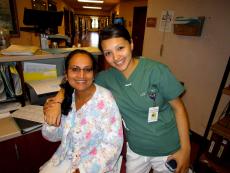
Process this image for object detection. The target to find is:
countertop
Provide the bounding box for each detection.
[0,47,102,62]
[0,117,21,142]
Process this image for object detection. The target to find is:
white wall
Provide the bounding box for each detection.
[143,0,230,136]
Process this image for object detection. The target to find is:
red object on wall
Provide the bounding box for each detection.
[146,17,157,27]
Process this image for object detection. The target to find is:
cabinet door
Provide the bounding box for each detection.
[0,130,60,173]
[18,130,60,173]
[0,138,21,173]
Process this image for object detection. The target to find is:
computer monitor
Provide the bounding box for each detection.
[113,17,125,25]
[23,8,63,28]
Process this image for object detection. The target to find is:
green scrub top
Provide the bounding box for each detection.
[95,57,185,156]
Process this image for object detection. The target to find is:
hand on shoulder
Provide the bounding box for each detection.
[43,97,62,126]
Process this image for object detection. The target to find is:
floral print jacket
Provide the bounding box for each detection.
[42,84,123,173]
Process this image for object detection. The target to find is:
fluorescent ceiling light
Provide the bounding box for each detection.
[83,6,102,9]
[78,0,104,3]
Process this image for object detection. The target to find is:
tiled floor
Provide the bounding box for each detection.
[74,31,99,47]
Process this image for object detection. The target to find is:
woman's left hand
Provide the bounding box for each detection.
[167,146,191,173]
[168,98,191,173]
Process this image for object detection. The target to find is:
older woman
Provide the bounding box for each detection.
[40,49,123,173]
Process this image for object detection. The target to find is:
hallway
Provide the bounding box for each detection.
[74,31,99,48]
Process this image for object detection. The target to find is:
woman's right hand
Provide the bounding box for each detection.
[43,97,62,126]
[73,168,80,173]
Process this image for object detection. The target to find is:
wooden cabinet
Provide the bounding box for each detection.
[0,130,60,173]
[0,137,21,173]
[196,58,230,173]
[200,117,230,173]
[200,88,230,173]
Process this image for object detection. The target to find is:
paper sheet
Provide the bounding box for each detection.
[11,105,44,123]
[0,102,21,114]
[0,112,11,119]
[23,62,57,81]
[0,44,39,55]
[159,10,174,32]
[26,76,63,95]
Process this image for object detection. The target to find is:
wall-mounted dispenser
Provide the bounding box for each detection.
[174,16,205,36]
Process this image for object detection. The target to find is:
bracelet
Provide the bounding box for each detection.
[54,101,62,104]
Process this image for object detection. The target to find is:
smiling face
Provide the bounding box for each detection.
[66,53,94,92]
[101,37,134,74]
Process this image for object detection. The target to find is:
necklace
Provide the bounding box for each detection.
[75,85,96,110]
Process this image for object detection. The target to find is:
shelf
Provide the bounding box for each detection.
[0,47,102,62]
[0,95,25,103]
[0,97,18,104]
[223,87,230,96]
[0,101,22,114]
[211,116,230,140]
[199,153,230,173]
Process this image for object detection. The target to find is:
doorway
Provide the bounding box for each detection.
[132,6,147,57]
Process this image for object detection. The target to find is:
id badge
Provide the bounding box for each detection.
[148,106,159,123]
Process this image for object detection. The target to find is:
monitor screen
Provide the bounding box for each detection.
[113,17,124,25]
[23,8,63,28]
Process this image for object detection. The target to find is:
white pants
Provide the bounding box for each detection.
[39,159,72,173]
[39,157,122,173]
[126,144,193,173]
[126,144,173,173]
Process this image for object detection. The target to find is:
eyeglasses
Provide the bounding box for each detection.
[68,67,93,73]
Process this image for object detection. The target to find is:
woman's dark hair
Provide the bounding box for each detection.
[60,49,97,115]
[99,24,132,51]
